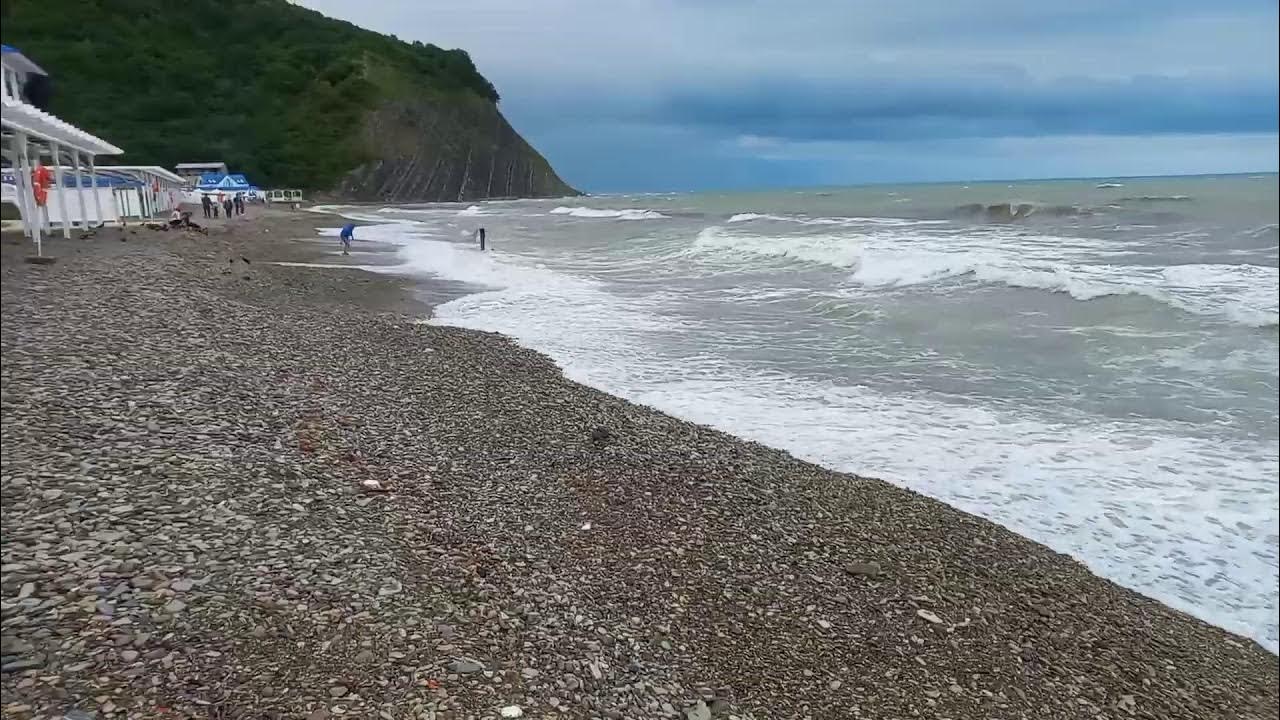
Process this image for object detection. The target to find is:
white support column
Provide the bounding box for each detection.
[38,145,51,236]
[51,142,71,238]
[72,151,88,230]
[13,133,34,238]
[17,134,43,255]
[89,156,104,225]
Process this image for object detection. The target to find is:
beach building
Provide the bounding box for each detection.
[265,188,304,207]
[196,172,261,201]
[1,44,124,254]
[175,162,228,185]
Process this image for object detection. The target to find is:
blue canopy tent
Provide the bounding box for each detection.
[196,172,251,192]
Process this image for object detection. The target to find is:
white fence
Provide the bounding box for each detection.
[39,186,119,225]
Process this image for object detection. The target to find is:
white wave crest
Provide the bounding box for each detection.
[693,226,865,268]
[550,206,667,220]
[726,212,946,227]
[727,212,790,223]
[859,258,1280,327]
[692,226,1279,327]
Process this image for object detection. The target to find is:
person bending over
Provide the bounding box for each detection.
[340,223,355,255]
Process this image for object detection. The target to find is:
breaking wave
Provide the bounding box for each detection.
[692,226,1279,327]
[693,226,864,268]
[551,206,667,220]
[953,202,1092,222]
[1245,224,1279,240]
[1118,195,1194,203]
[727,212,946,227]
[727,212,792,223]
[951,195,1196,223]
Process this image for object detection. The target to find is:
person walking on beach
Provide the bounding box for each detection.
[222,197,233,219]
[476,227,487,251]
[233,193,244,216]
[339,223,355,255]
[201,194,212,219]
[337,222,353,253]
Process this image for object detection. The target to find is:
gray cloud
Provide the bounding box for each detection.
[296,0,1279,190]
[660,74,1278,141]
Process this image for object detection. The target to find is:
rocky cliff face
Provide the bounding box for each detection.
[332,95,578,202]
[3,0,575,201]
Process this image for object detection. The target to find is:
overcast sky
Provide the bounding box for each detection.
[297,0,1279,193]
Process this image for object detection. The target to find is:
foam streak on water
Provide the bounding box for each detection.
[317,175,1280,652]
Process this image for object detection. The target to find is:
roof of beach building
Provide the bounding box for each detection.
[2,45,122,157]
[1,167,142,187]
[99,165,185,184]
[1,98,124,156]
[197,172,251,186]
[175,162,228,170]
[0,44,47,76]
[59,171,144,188]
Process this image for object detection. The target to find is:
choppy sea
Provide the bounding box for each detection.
[314,173,1280,651]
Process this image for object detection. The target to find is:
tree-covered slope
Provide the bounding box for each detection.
[0,0,577,199]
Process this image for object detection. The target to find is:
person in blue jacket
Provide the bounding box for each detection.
[339,223,355,255]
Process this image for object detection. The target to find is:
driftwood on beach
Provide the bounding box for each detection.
[0,211,1276,719]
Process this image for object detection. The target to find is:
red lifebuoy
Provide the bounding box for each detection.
[31,166,52,207]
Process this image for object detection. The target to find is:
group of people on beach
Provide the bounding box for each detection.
[199,192,247,219]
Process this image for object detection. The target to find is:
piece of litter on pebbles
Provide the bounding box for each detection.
[917,609,944,624]
[360,479,386,492]
[685,700,712,720]
[500,706,524,718]
[580,522,592,531]
[450,659,485,674]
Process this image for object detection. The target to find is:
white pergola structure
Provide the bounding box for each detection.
[2,45,123,256]
[95,165,186,217]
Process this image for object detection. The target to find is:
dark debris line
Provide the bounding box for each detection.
[1,223,1277,720]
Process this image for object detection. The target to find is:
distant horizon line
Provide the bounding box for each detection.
[581,170,1279,197]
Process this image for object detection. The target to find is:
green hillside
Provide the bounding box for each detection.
[0,0,574,198]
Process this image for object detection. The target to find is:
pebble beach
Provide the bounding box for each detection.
[1,209,1277,719]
